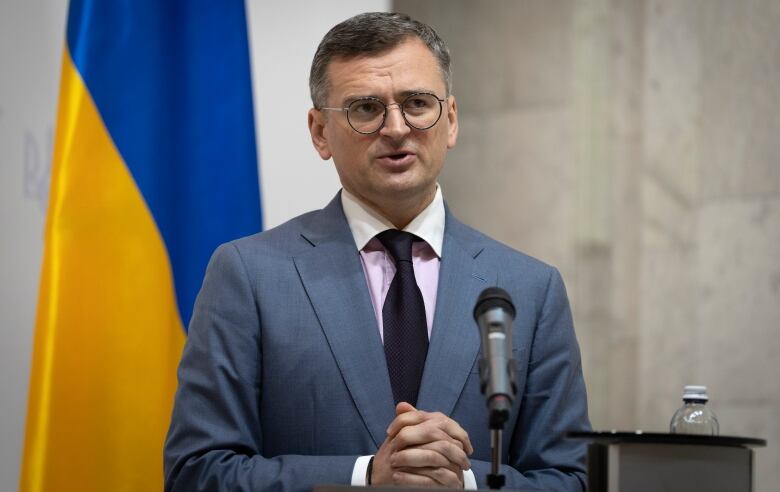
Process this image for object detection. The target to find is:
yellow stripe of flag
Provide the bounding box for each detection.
[20,46,184,492]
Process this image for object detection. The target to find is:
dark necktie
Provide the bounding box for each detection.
[376,229,429,406]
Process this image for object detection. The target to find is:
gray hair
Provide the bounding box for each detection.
[309,12,452,108]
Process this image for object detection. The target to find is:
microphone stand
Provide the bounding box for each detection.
[488,428,505,489]
[487,396,510,490]
[473,288,518,491]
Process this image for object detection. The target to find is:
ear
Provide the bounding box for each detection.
[308,108,332,160]
[446,95,458,149]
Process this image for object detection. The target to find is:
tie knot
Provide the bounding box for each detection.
[377,229,418,263]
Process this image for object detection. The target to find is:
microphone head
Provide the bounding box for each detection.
[473,287,516,321]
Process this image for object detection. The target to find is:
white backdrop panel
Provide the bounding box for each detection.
[249,1,390,228]
[0,2,388,490]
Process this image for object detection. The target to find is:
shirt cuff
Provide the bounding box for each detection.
[351,455,374,486]
[352,455,476,489]
[463,468,477,490]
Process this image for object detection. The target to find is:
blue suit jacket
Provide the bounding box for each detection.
[164,194,590,491]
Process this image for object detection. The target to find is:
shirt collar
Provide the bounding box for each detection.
[341,186,445,257]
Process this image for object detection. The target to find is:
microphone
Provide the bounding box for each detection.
[473,287,517,429]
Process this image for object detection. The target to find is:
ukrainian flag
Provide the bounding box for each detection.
[20,1,261,490]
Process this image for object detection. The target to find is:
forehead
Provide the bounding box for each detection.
[325,38,446,102]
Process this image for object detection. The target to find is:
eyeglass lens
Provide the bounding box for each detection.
[347,93,442,134]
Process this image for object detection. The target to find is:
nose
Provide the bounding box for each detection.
[379,103,411,139]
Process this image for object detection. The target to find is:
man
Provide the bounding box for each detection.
[165,12,590,492]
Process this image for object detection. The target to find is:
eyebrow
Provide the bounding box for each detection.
[340,88,442,106]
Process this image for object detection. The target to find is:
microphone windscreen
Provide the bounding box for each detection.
[473,287,516,320]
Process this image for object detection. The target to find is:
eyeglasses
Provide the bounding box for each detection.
[319,92,446,134]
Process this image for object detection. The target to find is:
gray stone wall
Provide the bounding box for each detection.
[394,1,780,489]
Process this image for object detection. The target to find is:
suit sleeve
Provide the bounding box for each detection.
[471,267,591,491]
[164,243,357,492]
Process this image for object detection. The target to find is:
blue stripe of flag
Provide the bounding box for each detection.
[66,0,262,327]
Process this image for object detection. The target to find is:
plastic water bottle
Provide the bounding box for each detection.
[670,385,719,435]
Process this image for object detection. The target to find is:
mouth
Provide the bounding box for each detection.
[376,150,417,168]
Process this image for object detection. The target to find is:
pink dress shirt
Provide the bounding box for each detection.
[340,188,444,341]
[341,187,478,489]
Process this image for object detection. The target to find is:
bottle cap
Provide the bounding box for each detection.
[683,385,709,401]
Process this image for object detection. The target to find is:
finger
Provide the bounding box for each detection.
[391,447,457,469]
[391,470,442,488]
[392,425,464,452]
[388,411,473,455]
[370,435,397,486]
[390,414,473,455]
[387,409,430,438]
[387,410,459,441]
[435,418,473,455]
[418,440,472,470]
[391,447,466,483]
[418,413,473,455]
[396,467,463,488]
[395,401,416,416]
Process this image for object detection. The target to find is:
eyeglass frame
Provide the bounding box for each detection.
[318,92,448,135]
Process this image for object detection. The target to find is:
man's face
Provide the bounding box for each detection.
[309,37,458,213]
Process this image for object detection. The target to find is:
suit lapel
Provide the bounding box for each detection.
[292,195,395,448]
[292,196,494,441]
[417,210,494,415]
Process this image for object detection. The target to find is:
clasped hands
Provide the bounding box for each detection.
[371,402,474,488]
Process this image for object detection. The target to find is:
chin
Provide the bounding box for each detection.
[376,180,434,200]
